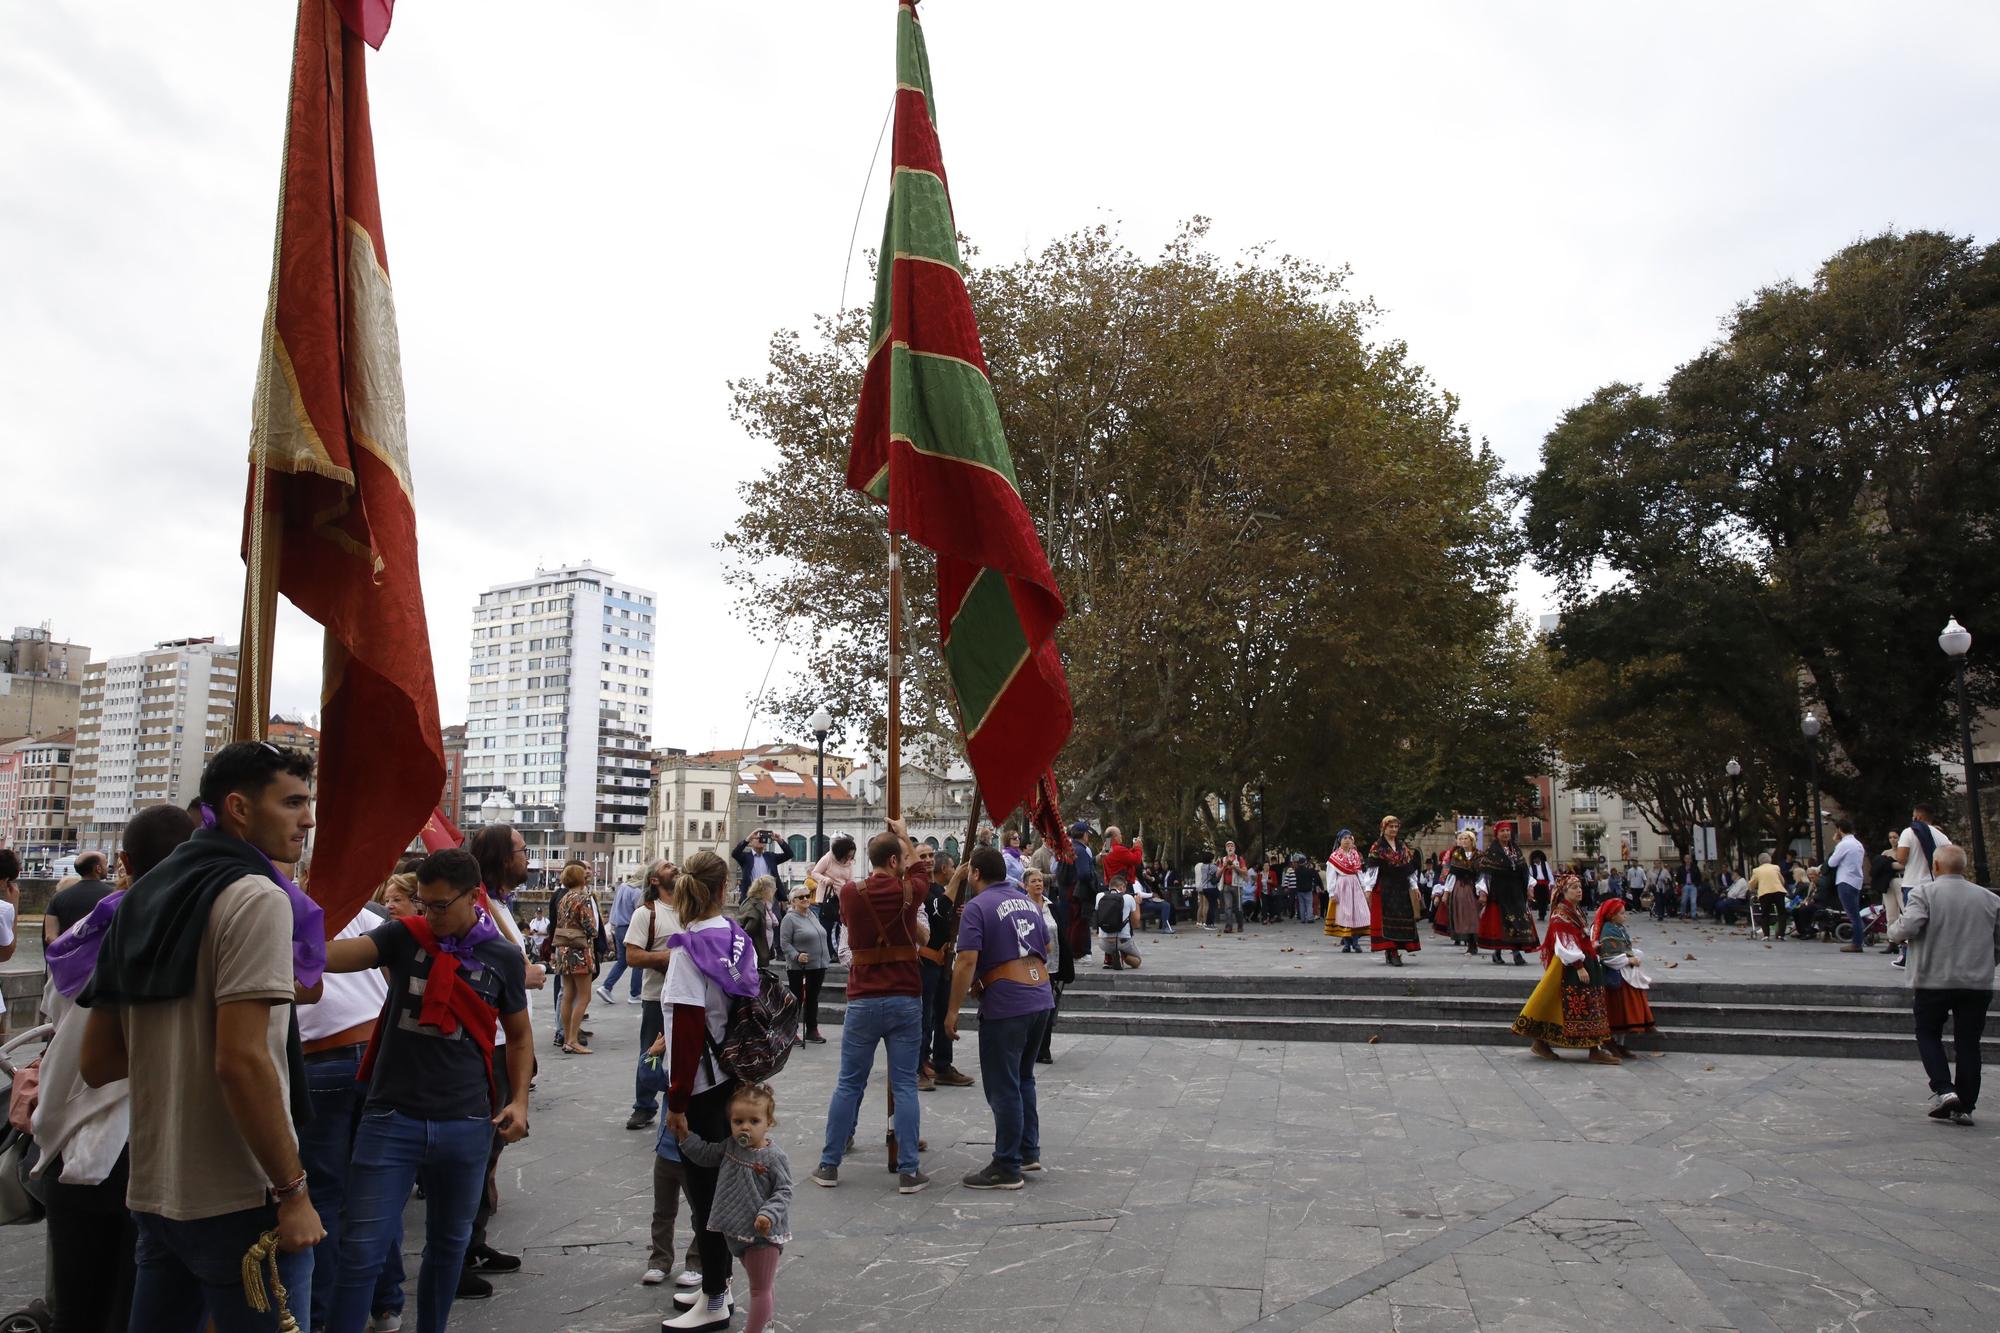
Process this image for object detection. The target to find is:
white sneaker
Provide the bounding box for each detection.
[674,1269,703,1288]
[595,984,616,1004]
[369,1316,403,1333]
[641,1267,667,1285]
[663,1291,733,1328]
[626,990,645,1004]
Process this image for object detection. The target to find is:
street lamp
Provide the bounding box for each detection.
[1801,711,1824,863]
[1725,758,1744,877]
[1940,617,1989,884]
[808,706,833,861]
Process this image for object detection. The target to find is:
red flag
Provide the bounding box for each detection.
[847,1,1074,834]
[419,807,462,854]
[332,0,395,49]
[244,0,441,930]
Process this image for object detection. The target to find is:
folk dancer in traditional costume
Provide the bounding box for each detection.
[1441,831,1483,952]
[1592,898,1654,1059]
[1366,816,1422,967]
[1478,820,1539,966]
[1323,830,1369,952]
[1510,874,1618,1063]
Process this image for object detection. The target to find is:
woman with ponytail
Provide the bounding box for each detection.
[656,851,760,1330]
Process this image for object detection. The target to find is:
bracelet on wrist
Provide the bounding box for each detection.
[269,1171,309,1204]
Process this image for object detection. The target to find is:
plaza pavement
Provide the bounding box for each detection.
[3,915,1996,1332]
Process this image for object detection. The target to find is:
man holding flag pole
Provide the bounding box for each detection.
[834,0,1077,1188]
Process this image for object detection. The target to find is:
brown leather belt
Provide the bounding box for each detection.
[848,944,920,966]
[979,956,1050,988]
[917,946,953,965]
[302,1021,376,1056]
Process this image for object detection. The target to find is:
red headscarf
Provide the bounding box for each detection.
[1592,898,1625,939]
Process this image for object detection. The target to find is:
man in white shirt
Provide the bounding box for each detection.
[1824,818,1869,953]
[1893,804,1954,968]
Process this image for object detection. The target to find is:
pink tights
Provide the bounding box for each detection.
[739,1244,781,1333]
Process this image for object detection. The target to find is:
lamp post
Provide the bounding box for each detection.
[1801,712,1824,864]
[1940,617,1989,884]
[1726,757,1744,877]
[808,706,833,862]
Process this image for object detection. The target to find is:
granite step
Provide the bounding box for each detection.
[811,1000,1994,1061]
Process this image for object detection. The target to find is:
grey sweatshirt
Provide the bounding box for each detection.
[678,1132,793,1244]
[1887,875,2000,990]
[779,908,831,971]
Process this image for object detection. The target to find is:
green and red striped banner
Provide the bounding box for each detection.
[847,0,1072,837]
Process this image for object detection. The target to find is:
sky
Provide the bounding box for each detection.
[5,1,1997,756]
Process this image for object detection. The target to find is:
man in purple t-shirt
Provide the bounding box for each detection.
[944,847,1055,1190]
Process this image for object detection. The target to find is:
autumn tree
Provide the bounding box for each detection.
[725,222,1542,849]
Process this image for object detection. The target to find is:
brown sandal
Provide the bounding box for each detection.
[1588,1047,1621,1065]
[1529,1039,1560,1061]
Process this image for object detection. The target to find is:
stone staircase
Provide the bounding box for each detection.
[816,967,1995,1060]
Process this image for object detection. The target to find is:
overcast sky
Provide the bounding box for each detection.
[6,1,1996,755]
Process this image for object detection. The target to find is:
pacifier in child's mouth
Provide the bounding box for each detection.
[735,1132,754,1149]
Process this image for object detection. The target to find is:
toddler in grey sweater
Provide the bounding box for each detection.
[677,1083,793,1333]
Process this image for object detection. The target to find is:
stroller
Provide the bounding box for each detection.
[1,1022,56,1333]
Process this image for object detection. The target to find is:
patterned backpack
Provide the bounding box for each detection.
[704,965,801,1084]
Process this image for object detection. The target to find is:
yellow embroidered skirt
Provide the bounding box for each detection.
[1511,958,1610,1048]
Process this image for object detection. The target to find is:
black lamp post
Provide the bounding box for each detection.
[1802,711,1824,864]
[1726,757,1744,877]
[1940,618,1989,884]
[808,706,832,861]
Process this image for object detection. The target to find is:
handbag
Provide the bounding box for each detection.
[0,1128,43,1226]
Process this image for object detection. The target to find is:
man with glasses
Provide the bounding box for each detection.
[320,847,533,1333]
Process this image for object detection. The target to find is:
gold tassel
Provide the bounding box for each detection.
[241,1229,303,1332]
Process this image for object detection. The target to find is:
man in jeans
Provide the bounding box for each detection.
[811,819,932,1193]
[1884,844,1999,1125]
[322,847,533,1332]
[1824,818,1869,952]
[78,741,326,1332]
[945,846,1055,1189]
[597,870,647,1005]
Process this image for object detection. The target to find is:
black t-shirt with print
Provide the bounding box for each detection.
[364,918,528,1120]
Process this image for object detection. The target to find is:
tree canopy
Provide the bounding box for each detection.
[1526,230,2000,847]
[725,222,1543,855]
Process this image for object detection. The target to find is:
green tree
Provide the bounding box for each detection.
[1526,231,2000,845]
[725,222,1541,845]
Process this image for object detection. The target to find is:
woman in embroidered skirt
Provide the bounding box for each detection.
[1478,820,1539,966]
[1323,830,1369,952]
[1592,898,1654,1059]
[1510,874,1617,1063]
[1366,816,1422,966]
[1441,830,1484,953]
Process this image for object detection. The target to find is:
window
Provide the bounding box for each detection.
[788,835,808,861]
[1570,791,1599,813]
[702,821,713,841]
[687,818,698,836]
[700,790,714,811]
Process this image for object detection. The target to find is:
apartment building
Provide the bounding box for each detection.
[73,638,239,846]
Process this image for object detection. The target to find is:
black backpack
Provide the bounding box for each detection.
[1094,889,1128,934]
[703,966,801,1085]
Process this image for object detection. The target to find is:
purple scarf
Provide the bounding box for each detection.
[668,919,762,999]
[45,889,127,999]
[432,905,502,962]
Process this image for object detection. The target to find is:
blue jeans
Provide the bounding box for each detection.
[635,998,664,1114]
[600,944,641,997]
[131,1204,314,1333]
[1837,882,1864,942]
[820,995,922,1174]
[328,1109,494,1333]
[1681,883,1698,917]
[300,1050,409,1326]
[977,1009,1052,1171]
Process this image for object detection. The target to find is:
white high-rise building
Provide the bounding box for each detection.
[73,637,239,846]
[462,566,655,859]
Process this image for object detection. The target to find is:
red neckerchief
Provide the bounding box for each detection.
[358,913,500,1110]
[1329,848,1363,875]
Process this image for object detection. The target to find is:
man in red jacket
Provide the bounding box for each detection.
[1099,827,1144,895]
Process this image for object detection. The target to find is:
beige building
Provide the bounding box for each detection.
[11,728,79,866]
[73,637,239,847]
[0,623,89,738]
[646,753,738,868]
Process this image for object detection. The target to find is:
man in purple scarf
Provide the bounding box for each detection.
[77,740,326,1333]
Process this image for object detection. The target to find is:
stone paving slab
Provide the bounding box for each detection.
[4,941,1996,1332]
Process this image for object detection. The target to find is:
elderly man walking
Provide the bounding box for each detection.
[1885,844,2000,1126]
[945,847,1054,1190]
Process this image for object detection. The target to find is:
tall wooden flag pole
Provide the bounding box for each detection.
[886,532,903,822]
[233,0,440,930]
